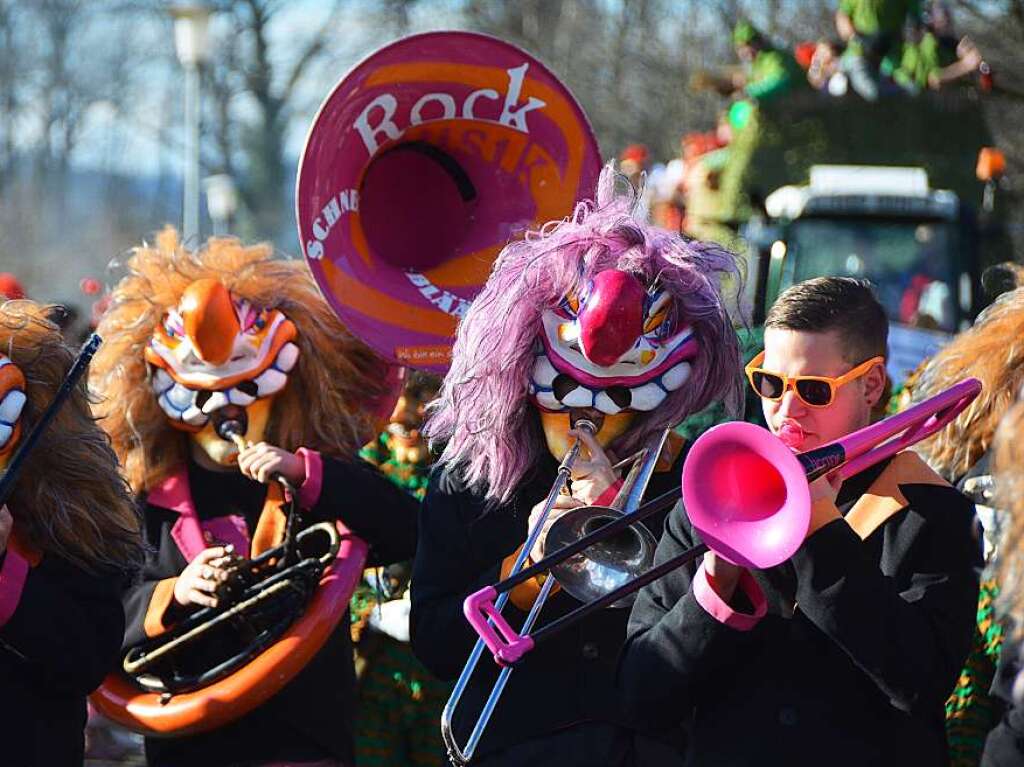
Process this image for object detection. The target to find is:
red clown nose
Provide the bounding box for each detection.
[578,270,644,366]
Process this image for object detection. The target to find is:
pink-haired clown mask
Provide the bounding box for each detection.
[530,269,696,414]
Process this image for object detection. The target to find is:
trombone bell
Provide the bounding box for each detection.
[544,505,658,607]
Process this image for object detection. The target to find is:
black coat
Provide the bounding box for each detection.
[410,446,688,766]
[620,454,982,767]
[123,457,418,767]
[0,542,126,767]
[981,636,1024,766]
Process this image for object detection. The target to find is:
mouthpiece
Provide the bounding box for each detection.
[777,422,805,450]
[216,419,245,445]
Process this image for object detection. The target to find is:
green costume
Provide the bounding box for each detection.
[896,31,959,91]
[732,20,804,102]
[353,431,451,767]
[945,579,1004,767]
[746,48,805,101]
[840,0,922,72]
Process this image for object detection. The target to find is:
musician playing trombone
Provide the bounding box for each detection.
[412,165,743,765]
[90,231,419,767]
[620,277,982,765]
[0,300,144,766]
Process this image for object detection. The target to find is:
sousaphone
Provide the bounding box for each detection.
[298,30,601,370]
[91,30,600,737]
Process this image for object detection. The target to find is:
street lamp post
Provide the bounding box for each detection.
[204,173,239,235]
[171,3,212,245]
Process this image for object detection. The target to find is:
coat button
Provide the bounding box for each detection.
[581,642,599,660]
[778,706,799,726]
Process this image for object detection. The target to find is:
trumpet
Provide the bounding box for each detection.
[441,421,669,766]
[464,377,981,669]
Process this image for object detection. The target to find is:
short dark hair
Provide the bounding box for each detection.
[765,277,888,364]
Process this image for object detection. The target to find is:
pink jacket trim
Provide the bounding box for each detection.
[595,479,625,507]
[295,448,324,509]
[693,560,767,631]
[151,467,251,560]
[0,547,29,628]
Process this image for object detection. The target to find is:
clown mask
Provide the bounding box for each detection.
[146,279,300,466]
[0,355,26,472]
[529,269,696,457]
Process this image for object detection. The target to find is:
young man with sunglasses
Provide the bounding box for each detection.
[619,277,982,765]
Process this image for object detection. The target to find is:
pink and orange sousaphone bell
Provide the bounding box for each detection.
[90,31,601,736]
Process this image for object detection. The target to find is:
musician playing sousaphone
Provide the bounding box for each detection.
[620,277,982,765]
[0,300,144,764]
[412,164,743,765]
[89,229,418,767]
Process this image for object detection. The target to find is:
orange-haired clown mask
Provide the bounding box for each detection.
[0,354,27,469]
[145,279,299,460]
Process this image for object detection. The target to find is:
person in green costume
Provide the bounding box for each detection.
[896,2,983,92]
[836,0,922,100]
[731,20,806,103]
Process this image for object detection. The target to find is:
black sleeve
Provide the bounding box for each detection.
[618,501,758,731]
[308,456,419,567]
[120,505,191,651]
[0,554,126,696]
[980,636,1023,767]
[409,470,513,681]
[792,485,981,712]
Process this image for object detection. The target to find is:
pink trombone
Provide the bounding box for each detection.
[464,377,982,666]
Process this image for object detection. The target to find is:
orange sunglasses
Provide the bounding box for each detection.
[745,351,885,408]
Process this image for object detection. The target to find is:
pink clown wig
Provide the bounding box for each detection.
[425,164,743,504]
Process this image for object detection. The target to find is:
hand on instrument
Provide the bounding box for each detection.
[174,546,235,609]
[237,442,305,485]
[809,472,841,505]
[703,552,742,603]
[0,504,11,556]
[568,427,618,505]
[806,473,842,537]
[528,493,584,564]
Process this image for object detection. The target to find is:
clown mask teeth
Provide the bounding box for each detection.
[254,368,287,397]
[157,387,210,428]
[181,405,207,426]
[201,391,230,414]
[0,389,26,425]
[165,383,195,411]
[0,389,26,450]
[662,361,692,391]
[227,387,256,407]
[275,342,299,372]
[629,382,668,412]
[530,347,693,415]
[560,386,594,408]
[149,339,300,427]
[593,390,623,415]
[153,368,174,394]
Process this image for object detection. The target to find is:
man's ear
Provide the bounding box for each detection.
[863,362,887,408]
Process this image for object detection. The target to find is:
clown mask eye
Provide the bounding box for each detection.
[642,291,675,340]
[236,299,269,335]
[561,290,580,316]
[247,313,267,334]
[163,311,184,339]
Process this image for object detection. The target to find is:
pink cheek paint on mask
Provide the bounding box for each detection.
[777,421,806,451]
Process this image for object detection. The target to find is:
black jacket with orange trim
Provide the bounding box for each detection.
[122,453,418,767]
[620,452,982,767]
[0,530,127,767]
[410,438,689,765]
